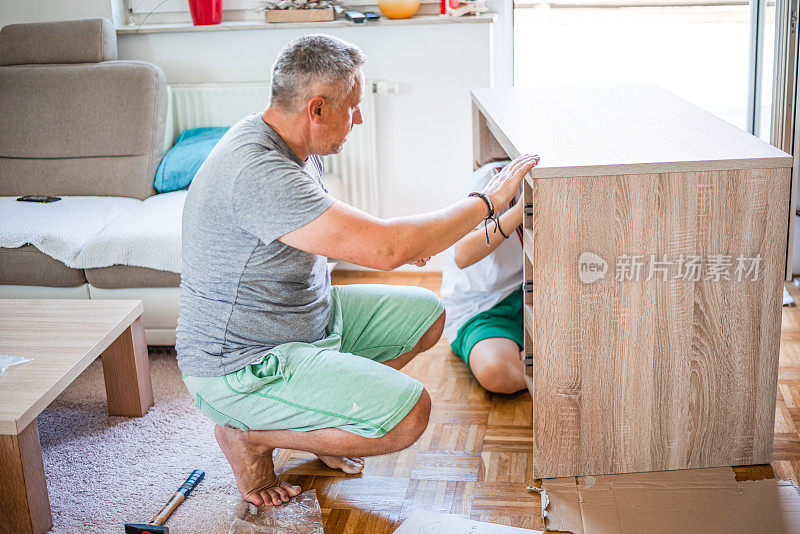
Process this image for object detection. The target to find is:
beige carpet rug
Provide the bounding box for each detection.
[39,347,244,533]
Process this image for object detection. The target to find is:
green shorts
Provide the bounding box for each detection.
[450,288,523,366]
[183,283,444,438]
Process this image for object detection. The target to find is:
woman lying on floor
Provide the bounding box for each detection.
[441,160,526,395]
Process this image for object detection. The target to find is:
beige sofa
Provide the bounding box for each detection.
[0,18,181,345]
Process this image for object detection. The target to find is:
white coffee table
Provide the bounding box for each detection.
[0,299,153,534]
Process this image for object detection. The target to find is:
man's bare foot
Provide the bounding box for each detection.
[315,454,365,474]
[215,425,302,506]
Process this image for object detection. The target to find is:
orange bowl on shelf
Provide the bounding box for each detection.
[377,0,421,19]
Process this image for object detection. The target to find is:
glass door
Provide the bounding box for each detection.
[512,0,799,277]
[513,0,774,136]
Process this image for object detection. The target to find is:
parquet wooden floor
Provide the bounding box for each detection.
[288,271,800,533]
[771,281,800,484]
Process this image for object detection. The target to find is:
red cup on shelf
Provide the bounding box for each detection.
[188,0,222,25]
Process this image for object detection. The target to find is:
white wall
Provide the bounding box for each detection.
[0,1,495,272]
[118,23,493,271]
[0,0,125,27]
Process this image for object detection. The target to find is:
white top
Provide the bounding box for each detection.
[441,161,523,343]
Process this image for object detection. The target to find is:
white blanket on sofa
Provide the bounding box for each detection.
[76,191,185,273]
[0,191,185,273]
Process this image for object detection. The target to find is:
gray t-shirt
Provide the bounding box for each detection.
[176,113,336,377]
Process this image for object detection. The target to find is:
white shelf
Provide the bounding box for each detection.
[116,13,495,34]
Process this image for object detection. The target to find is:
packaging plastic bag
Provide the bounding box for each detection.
[227,489,324,534]
[0,355,32,377]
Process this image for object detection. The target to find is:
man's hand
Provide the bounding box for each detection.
[480,154,540,213]
[277,153,541,271]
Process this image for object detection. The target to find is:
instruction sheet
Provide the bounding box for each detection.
[394,510,543,534]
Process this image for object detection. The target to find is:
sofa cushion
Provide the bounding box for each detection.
[155,127,229,193]
[0,63,166,200]
[85,265,180,289]
[0,62,164,159]
[0,245,86,287]
[0,18,117,66]
[0,61,166,200]
[0,157,159,200]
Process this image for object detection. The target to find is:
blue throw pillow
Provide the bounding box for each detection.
[154,127,229,193]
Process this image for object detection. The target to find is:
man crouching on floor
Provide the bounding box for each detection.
[176,33,539,506]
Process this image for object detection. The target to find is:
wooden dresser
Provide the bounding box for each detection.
[471,84,793,479]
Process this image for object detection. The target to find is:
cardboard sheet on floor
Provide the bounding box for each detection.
[541,467,800,534]
[394,510,543,533]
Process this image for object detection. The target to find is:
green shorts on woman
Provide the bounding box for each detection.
[183,283,444,438]
[450,288,523,365]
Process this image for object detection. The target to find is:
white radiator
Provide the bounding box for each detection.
[164,81,380,215]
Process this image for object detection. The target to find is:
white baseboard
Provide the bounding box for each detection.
[89,286,180,346]
[0,284,90,298]
[144,328,177,346]
[88,285,180,330]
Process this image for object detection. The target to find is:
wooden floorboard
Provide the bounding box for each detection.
[772,281,800,486]
[316,270,799,533]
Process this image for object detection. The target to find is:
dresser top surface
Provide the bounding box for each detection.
[471,84,792,178]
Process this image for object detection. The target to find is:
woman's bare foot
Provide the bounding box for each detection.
[315,454,365,474]
[215,425,302,506]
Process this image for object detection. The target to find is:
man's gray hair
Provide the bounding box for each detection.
[269,34,366,113]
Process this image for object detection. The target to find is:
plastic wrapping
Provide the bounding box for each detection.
[0,355,32,377]
[227,489,324,534]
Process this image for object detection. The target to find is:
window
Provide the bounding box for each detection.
[513,0,777,140]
